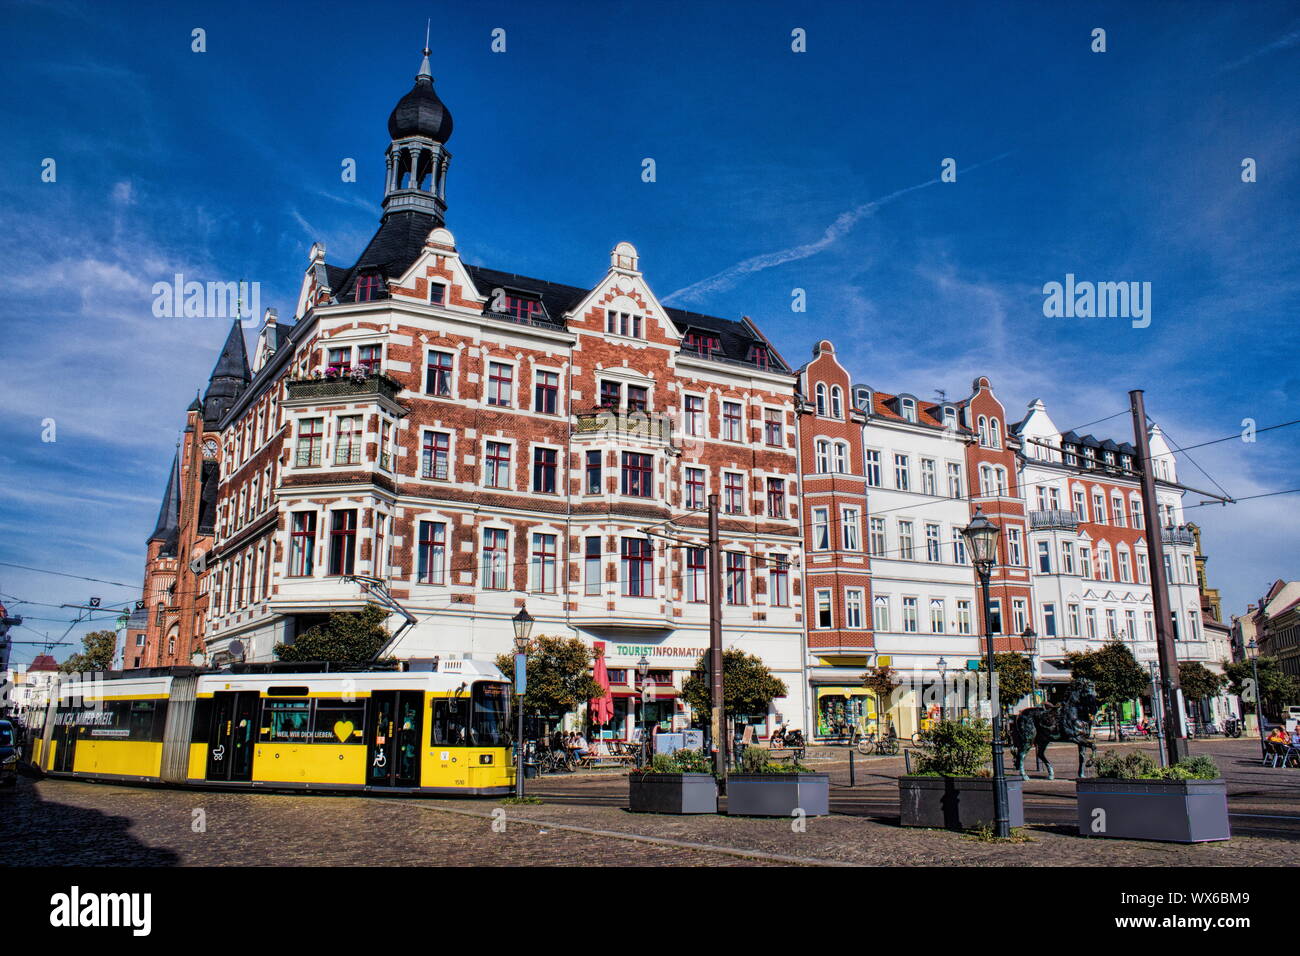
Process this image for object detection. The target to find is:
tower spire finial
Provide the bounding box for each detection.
[419,20,432,79]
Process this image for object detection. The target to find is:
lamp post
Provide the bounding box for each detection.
[511,606,534,799]
[937,657,948,722]
[637,655,650,765]
[1021,626,1037,705]
[1248,639,1265,758]
[962,506,1011,839]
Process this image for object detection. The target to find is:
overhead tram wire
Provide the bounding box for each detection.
[1145,416,1234,503]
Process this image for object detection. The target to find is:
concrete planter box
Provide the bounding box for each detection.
[1076,778,1230,843]
[725,773,829,817]
[628,773,718,814]
[899,776,1025,830]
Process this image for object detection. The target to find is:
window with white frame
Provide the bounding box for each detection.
[865,450,882,487]
[841,507,861,551]
[869,517,886,556]
[846,588,864,628]
[921,458,937,496]
[894,454,910,491]
[873,595,890,631]
[930,598,945,633]
[947,462,963,498]
[898,520,914,559]
[481,528,508,590]
[1012,599,1028,635]
[957,600,972,635]
[531,533,558,593]
[1061,540,1075,575]
[815,590,833,628]
[926,523,941,562]
[902,596,918,632]
[811,507,830,550]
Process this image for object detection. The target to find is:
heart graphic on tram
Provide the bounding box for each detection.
[333,720,355,743]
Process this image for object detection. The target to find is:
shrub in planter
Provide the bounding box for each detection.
[1078,750,1228,843]
[628,748,717,814]
[899,720,1024,830]
[726,746,829,817]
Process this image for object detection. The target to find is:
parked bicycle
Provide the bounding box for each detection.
[857,730,899,756]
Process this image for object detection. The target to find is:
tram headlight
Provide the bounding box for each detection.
[479,754,493,765]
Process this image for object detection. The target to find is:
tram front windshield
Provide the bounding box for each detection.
[471,682,510,746]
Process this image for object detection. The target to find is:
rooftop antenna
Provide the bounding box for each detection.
[935,388,947,403]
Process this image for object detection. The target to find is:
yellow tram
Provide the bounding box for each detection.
[29,661,514,795]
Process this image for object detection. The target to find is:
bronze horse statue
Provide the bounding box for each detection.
[1010,678,1099,780]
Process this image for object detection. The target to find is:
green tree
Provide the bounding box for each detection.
[60,630,118,673]
[1223,656,1300,721]
[1066,642,1150,736]
[681,648,788,726]
[976,653,1035,712]
[275,605,391,664]
[494,634,603,718]
[1178,661,1227,704]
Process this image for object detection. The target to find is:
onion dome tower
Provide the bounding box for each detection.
[383,45,454,224]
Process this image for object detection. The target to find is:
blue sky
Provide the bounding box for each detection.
[1,0,1297,665]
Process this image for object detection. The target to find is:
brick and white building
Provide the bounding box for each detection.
[1013,401,1229,720]
[131,48,808,737]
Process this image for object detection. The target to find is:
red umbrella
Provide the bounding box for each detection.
[590,645,614,726]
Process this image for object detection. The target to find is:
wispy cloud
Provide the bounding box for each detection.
[662,154,1012,306]
[1216,22,1300,74]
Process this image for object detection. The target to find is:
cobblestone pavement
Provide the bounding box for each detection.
[7,738,1295,866]
[5,777,773,867]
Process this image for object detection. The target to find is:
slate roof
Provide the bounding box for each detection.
[325,213,787,370]
[203,322,251,427]
[148,451,181,556]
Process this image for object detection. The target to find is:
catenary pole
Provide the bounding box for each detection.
[1130,389,1189,765]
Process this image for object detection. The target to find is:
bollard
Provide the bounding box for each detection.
[849,749,855,787]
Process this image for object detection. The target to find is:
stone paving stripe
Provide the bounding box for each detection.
[416,803,855,867]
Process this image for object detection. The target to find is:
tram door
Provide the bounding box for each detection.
[367,691,423,788]
[51,715,78,772]
[206,691,259,782]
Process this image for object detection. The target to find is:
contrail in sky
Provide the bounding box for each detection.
[662,153,1012,306]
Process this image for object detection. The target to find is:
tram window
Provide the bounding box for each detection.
[129,701,159,741]
[430,698,469,746]
[471,683,510,747]
[263,699,313,742]
[191,699,213,743]
[312,701,365,744]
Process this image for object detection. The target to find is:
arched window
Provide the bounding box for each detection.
[900,397,917,423]
[989,418,1001,448]
[833,441,848,473]
[978,416,989,446]
[815,384,827,416]
[815,439,830,473]
[830,386,843,419]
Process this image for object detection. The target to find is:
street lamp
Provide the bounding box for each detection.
[962,506,1011,839]
[511,605,534,798]
[637,655,650,765]
[1022,626,1037,705]
[937,657,948,722]
[1248,638,1265,758]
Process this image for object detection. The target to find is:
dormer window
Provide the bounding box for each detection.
[355,273,384,302]
[900,397,917,423]
[748,345,769,368]
[503,294,543,322]
[682,331,719,355]
[943,407,957,430]
[853,387,871,411]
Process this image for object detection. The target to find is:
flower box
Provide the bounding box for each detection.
[899,776,1025,830]
[628,772,718,814]
[725,772,829,817]
[1076,778,1230,843]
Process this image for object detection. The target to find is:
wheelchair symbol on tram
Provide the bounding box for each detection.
[373,750,387,768]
